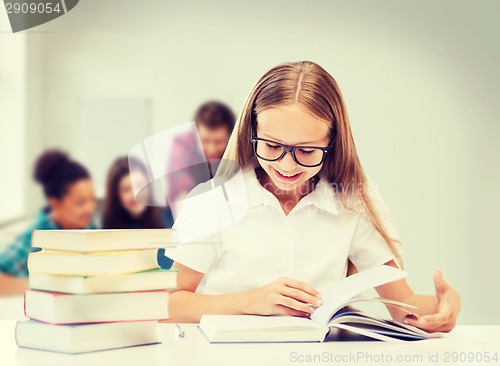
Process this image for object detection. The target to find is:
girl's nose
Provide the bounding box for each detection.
[278,151,298,171]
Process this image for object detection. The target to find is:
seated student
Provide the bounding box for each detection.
[0,150,96,296]
[165,101,235,220]
[160,102,235,267]
[102,156,164,230]
[165,61,461,333]
[101,157,171,268]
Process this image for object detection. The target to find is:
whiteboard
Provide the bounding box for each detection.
[77,97,152,198]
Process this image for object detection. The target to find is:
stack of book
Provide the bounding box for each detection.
[15,229,178,354]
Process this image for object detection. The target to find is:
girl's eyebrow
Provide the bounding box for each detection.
[260,132,322,145]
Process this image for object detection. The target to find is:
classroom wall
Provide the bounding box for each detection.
[1,0,498,324]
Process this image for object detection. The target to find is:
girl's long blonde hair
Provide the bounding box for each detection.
[218,61,403,270]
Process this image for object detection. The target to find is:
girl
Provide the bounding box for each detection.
[0,150,96,295]
[102,157,172,268]
[165,61,461,332]
[102,156,164,230]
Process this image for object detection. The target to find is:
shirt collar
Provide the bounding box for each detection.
[35,207,60,230]
[240,168,342,216]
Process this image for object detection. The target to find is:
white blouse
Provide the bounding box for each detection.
[164,167,403,295]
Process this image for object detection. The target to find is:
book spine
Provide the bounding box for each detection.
[14,321,20,347]
[23,291,27,317]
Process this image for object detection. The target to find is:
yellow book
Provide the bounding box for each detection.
[23,290,169,324]
[29,269,178,294]
[27,249,159,276]
[32,229,178,252]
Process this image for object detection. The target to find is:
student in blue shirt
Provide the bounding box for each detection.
[0,150,96,296]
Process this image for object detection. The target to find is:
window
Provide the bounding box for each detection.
[0,14,26,224]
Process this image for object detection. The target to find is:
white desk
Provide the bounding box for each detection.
[1,319,499,366]
[0,296,26,321]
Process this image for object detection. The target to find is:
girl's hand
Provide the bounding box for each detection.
[404,269,461,332]
[246,277,323,317]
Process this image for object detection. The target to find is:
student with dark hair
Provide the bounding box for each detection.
[102,156,164,230]
[102,156,171,268]
[159,102,235,268]
[194,101,235,161]
[166,101,235,216]
[0,150,96,296]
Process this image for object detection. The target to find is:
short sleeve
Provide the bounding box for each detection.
[0,230,32,278]
[165,175,237,273]
[164,231,222,274]
[348,186,403,272]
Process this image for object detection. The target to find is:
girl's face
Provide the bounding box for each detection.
[50,178,96,229]
[118,170,147,217]
[255,104,330,192]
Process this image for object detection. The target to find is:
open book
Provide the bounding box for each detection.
[198,265,441,343]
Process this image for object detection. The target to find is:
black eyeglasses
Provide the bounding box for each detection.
[250,127,334,167]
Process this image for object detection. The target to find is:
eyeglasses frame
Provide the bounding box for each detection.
[250,126,335,168]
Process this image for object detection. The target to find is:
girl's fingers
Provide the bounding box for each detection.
[403,272,460,333]
[437,299,454,316]
[279,286,323,308]
[281,277,320,298]
[433,269,449,295]
[404,303,453,330]
[404,315,456,333]
[276,294,316,314]
[403,316,437,330]
[418,313,450,328]
[423,298,453,322]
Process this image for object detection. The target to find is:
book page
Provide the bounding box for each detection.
[198,315,325,342]
[310,265,407,326]
[329,310,427,336]
[200,315,322,332]
[330,323,408,343]
[340,295,417,314]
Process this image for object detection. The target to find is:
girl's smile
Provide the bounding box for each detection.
[272,167,303,182]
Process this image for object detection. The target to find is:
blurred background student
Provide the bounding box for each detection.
[102,156,164,230]
[160,101,235,268]
[102,156,172,268]
[0,150,96,296]
[165,101,235,221]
